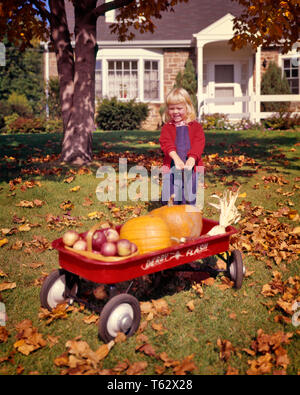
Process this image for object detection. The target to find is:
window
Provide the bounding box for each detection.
[283,58,299,94]
[215,65,234,83]
[96,49,163,102]
[107,60,138,99]
[144,60,159,100]
[214,64,234,105]
[95,59,102,99]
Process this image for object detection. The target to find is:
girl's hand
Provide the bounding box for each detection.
[184,157,195,170]
[174,158,185,170]
[169,151,185,170]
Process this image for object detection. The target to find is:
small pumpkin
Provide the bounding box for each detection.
[120,215,172,255]
[150,203,203,241]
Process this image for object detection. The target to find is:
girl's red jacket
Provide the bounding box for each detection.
[159,121,205,171]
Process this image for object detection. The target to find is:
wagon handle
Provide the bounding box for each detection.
[86,223,105,252]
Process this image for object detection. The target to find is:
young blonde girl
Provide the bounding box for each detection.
[159,88,205,205]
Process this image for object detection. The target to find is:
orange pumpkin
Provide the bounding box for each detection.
[150,204,203,240]
[120,215,172,255]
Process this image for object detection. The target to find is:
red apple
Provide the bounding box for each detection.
[117,239,132,257]
[73,239,87,251]
[92,230,107,251]
[104,228,119,242]
[101,241,117,256]
[130,242,138,254]
[62,230,80,247]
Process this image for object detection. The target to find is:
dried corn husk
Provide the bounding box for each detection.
[207,190,241,236]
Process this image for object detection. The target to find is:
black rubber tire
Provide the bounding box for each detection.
[229,249,244,289]
[40,269,78,311]
[98,293,141,343]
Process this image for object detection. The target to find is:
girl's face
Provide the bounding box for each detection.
[168,102,187,124]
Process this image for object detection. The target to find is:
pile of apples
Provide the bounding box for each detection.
[62,228,137,257]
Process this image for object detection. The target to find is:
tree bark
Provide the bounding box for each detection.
[49,0,134,164]
[60,0,97,164]
[49,0,74,138]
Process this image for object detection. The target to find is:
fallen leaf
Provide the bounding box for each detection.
[217,338,234,361]
[0,282,16,292]
[135,343,157,357]
[0,238,8,248]
[18,224,31,232]
[126,361,148,375]
[14,319,46,355]
[186,300,195,311]
[173,354,197,375]
[83,314,99,325]
[70,186,80,192]
[0,327,9,343]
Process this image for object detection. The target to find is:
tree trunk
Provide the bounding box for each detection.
[60,1,97,164]
[49,0,74,139]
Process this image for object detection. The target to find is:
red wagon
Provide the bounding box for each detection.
[40,218,244,343]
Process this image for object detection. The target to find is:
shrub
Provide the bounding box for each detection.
[47,77,62,118]
[4,116,46,134]
[45,118,63,133]
[96,98,149,130]
[0,100,12,131]
[7,92,33,117]
[174,59,198,115]
[200,113,231,130]
[263,111,300,130]
[261,61,291,113]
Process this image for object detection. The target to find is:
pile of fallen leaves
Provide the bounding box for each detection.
[216,329,294,375]
[231,200,299,266]
[245,329,293,375]
[261,271,300,324]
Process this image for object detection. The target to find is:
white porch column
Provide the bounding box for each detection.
[255,45,261,122]
[196,41,204,118]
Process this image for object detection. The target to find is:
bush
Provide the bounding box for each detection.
[261,61,291,112]
[96,98,149,130]
[200,113,231,130]
[263,111,300,130]
[7,92,33,117]
[45,118,63,133]
[4,116,46,134]
[174,59,198,115]
[0,100,12,130]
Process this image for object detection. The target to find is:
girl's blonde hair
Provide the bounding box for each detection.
[164,87,196,123]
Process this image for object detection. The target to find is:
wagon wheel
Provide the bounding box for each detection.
[98,293,141,343]
[40,269,79,311]
[228,250,244,289]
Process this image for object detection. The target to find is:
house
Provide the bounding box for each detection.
[45,0,300,130]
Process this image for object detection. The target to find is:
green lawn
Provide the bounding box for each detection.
[0,128,299,375]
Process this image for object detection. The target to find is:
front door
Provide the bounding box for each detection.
[207,62,242,114]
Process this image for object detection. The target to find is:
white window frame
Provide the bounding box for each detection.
[97,48,164,103]
[280,48,300,95]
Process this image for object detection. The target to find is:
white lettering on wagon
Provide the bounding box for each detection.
[141,243,209,271]
[186,243,208,256]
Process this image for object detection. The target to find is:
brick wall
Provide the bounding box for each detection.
[261,48,279,76]
[163,49,196,97]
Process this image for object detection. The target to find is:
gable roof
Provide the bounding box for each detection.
[65,0,243,45]
[97,0,243,44]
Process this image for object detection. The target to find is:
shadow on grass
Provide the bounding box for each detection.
[0,129,299,185]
